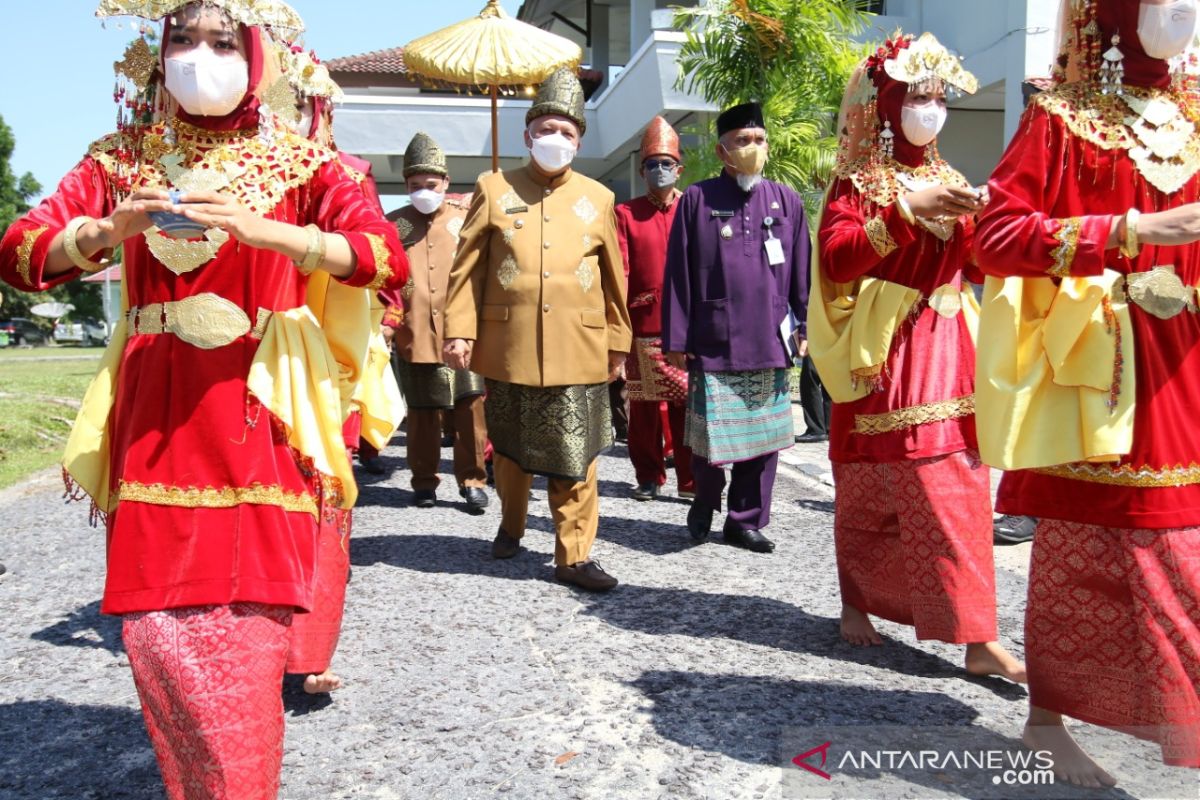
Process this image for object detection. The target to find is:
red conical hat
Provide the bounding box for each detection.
[639,116,681,161]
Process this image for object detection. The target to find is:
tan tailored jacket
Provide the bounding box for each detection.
[444,165,632,387]
[391,195,471,364]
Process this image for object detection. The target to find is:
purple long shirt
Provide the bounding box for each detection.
[661,171,810,372]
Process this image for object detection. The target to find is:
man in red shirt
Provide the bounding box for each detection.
[616,117,693,501]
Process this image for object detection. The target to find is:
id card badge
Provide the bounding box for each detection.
[764,233,785,266]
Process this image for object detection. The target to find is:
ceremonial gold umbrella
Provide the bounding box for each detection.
[403,0,583,172]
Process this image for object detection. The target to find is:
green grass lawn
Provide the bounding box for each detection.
[0,349,101,489]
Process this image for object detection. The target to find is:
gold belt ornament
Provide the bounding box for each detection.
[126,293,270,349]
[1113,265,1197,320]
[927,284,963,319]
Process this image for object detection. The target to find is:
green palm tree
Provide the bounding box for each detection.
[674,0,873,217]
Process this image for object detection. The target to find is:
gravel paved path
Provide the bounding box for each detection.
[0,432,1037,799]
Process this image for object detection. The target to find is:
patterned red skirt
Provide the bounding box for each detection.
[626,336,687,404]
[833,450,997,643]
[286,508,351,674]
[123,603,292,799]
[1027,519,1200,766]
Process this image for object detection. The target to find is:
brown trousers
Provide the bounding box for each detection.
[407,395,488,492]
[494,453,599,566]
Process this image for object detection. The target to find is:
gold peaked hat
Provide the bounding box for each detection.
[883,32,977,95]
[526,67,586,134]
[403,132,449,178]
[96,0,305,36]
[640,116,680,161]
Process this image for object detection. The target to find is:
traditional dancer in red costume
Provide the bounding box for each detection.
[616,116,694,502]
[975,0,1200,787]
[0,1,406,796]
[810,31,1025,682]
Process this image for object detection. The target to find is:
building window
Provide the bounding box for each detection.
[861,0,886,13]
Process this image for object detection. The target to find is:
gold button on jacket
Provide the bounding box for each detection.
[445,166,633,387]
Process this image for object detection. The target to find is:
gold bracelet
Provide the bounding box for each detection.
[295,224,326,275]
[1120,208,1141,259]
[895,194,916,226]
[63,216,114,274]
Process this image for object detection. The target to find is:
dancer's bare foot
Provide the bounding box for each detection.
[1023,707,1117,789]
[303,668,343,694]
[840,604,883,646]
[965,641,1027,683]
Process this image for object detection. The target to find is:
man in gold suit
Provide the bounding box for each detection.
[444,67,632,591]
[391,132,489,512]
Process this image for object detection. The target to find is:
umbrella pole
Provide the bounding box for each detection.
[490,84,499,173]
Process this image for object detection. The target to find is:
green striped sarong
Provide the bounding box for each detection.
[684,368,794,465]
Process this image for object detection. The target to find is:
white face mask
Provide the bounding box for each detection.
[1139,0,1198,60]
[900,103,947,148]
[165,47,249,117]
[295,105,314,138]
[529,132,577,172]
[410,188,445,216]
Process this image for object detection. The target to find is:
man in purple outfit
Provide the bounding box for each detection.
[662,102,809,553]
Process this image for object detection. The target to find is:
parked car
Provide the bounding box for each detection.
[0,318,48,347]
[54,318,108,346]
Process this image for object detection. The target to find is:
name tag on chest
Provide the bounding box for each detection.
[764,236,785,265]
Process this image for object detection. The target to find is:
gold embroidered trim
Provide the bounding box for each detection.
[16,226,49,285]
[498,255,519,290]
[1035,461,1200,488]
[1034,83,1200,195]
[89,121,335,215]
[400,275,415,300]
[364,233,394,292]
[864,216,898,258]
[853,394,975,436]
[573,195,599,225]
[445,216,464,242]
[114,480,318,517]
[844,158,971,213]
[1049,217,1082,278]
[250,308,273,339]
[395,216,414,244]
[502,227,516,246]
[576,258,595,292]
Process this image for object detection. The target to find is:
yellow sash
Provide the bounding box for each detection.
[975,271,1135,470]
[352,295,406,451]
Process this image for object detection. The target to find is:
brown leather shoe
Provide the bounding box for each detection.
[554,560,618,591]
[491,528,522,559]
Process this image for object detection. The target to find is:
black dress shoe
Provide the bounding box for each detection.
[0,562,6,577]
[687,503,713,542]
[491,528,522,559]
[724,526,775,553]
[555,560,618,591]
[631,482,660,501]
[360,455,388,475]
[460,486,489,512]
[993,515,1037,545]
[794,431,829,444]
[413,489,437,508]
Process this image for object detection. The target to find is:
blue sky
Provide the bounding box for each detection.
[1,0,493,200]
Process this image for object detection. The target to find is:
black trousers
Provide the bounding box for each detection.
[798,355,832,435]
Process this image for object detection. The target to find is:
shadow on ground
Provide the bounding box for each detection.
[0,700,157,799]
[31,600,123,655]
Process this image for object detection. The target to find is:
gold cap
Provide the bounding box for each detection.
[525,67,585,134]
[403,132,448,178]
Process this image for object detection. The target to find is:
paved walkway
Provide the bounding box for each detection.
[1,418,1047,799]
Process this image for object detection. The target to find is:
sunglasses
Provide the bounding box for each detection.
[644,159,678,171]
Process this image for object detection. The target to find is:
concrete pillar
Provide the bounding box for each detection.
[592,3,611,90]
[631,0,652,56]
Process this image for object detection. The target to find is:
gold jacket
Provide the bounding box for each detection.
[445,165,632,387]
[393,196,470,364]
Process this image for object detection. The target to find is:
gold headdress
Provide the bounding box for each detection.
[283,49,343,102]
[883,32,978,95]
[96,0,305,37]
[526,67,586,134]
[403,133,449,178]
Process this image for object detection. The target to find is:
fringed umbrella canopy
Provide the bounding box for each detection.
[403,0,583,171]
